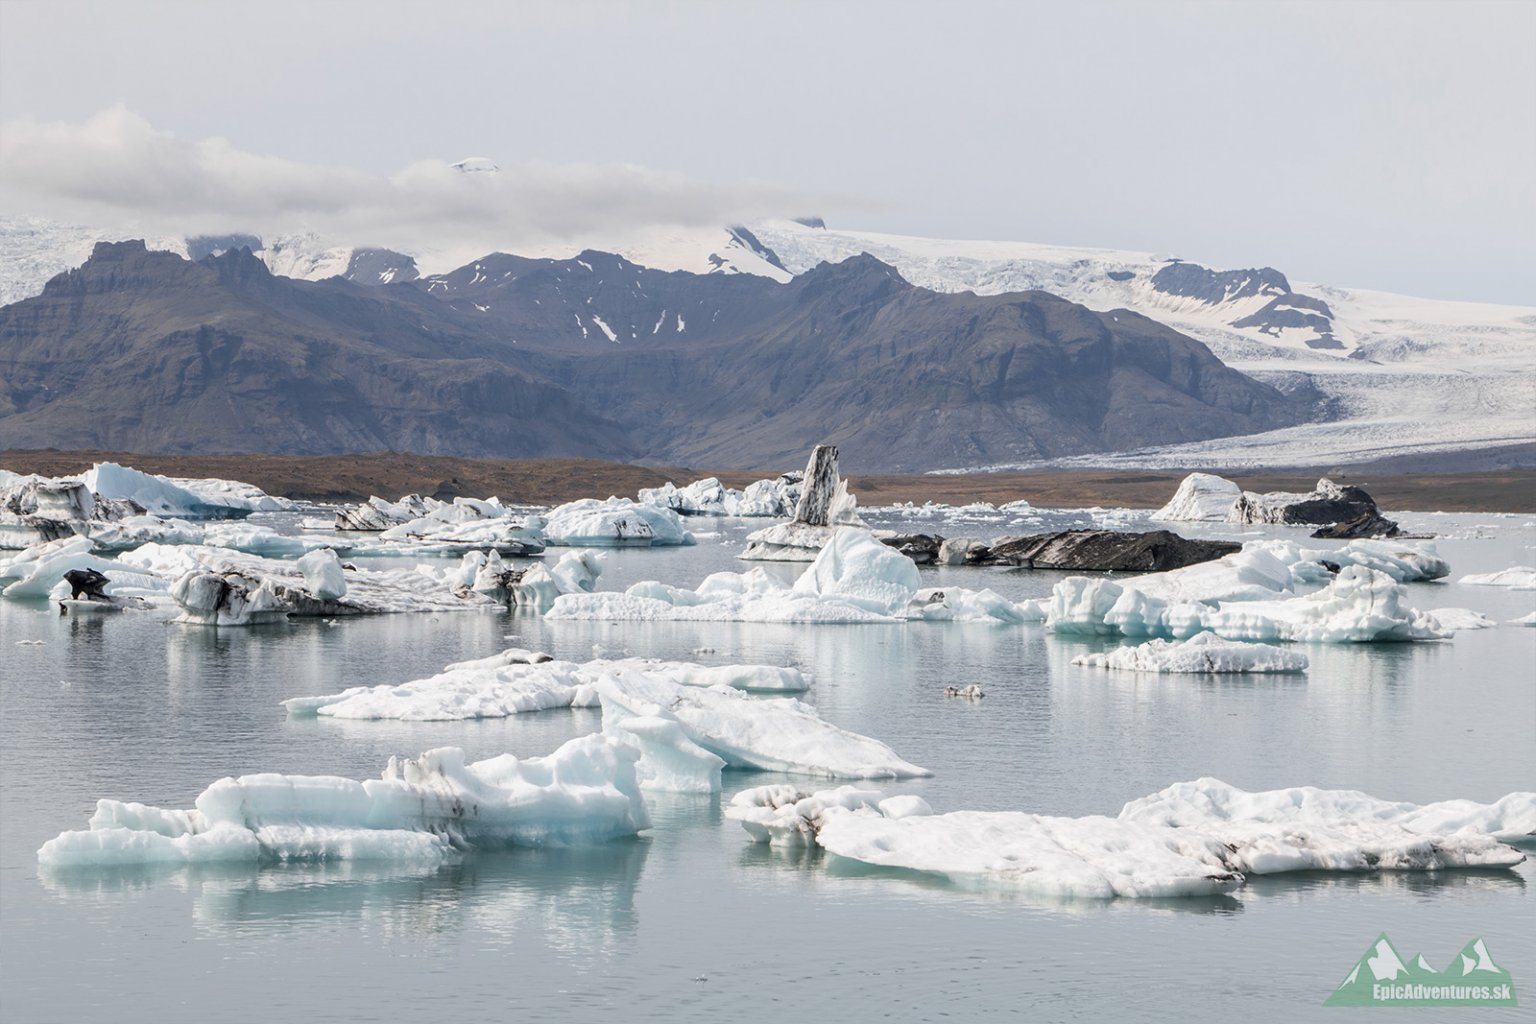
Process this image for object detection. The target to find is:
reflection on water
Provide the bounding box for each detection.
[41,837,651,961]
[3,509,1534,1023]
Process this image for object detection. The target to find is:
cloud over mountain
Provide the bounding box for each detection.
[0,106,817,259]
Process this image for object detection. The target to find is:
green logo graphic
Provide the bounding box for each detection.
[1326,933,1518,1007]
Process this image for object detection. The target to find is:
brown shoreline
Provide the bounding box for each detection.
[3,449,1534,513]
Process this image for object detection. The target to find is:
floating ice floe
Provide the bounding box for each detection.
[1458,566,1536,590]
[281,648,809,721]
[638,474,801,517]
[1426,608,1496,631]
[374,497,547,555]
[543,497,693,547]
[728,778,1535,898]
[548,529,1039,625]
[334,494,436,531]
[1510,611,1536,627]
[1046,539,1448,643]
[1071,633,1309,673]
[598,671,930,782]
[2,463,292,548]
[37,736,650,868]
[118,543,496,624]
[81,462,290,516]
[1150,473,1243,521]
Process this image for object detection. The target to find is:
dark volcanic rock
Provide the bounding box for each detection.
[983,529,1240,572]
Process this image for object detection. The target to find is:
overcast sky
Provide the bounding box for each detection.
[1,0,1531,302]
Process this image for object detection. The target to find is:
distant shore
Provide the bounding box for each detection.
[3,449,1534,513]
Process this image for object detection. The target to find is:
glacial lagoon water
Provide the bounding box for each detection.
[2,506,1533,1023]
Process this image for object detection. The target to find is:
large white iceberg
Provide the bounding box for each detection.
[38,735,651,868]
[1151,473,1243,521]
[548,529,1036,625]
[543,497,693,547]
[82,462,291,515]
[282,648,809,721]
[1047,538,1447,643]
[728,778,1534,898]
[1071,633,1309,673]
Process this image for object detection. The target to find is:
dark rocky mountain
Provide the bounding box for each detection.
[0,241,1307,471]
[0,242,635,459]
[1151,260,1341,349]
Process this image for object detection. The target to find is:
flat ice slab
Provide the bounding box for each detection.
[282,649,809,721]
[38,736,651,868]
[598,671,931,781]
[729,778,1534,898]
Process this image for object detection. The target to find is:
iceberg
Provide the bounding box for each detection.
[1071,633,1309,673]
[82,462,291,515]
[597,671,931,780]
[375,497,547,555]
[543,497,693,547]
[1045,539,1448,643]
[335,494,435,532]
[637,473,800,517]
[1459,566,1536,590]
[729,778,1534,898]
[117,543,498,624]
[739,444,866,561]
[281,649,809,721]
[1425,607,1496,632]
[38,736,651,868]
[548,530,1035,625]
[1151,473,1243,521]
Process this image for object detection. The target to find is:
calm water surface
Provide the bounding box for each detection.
[2,507,1533,1022]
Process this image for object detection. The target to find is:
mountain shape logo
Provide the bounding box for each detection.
[1326,933,1517,1007]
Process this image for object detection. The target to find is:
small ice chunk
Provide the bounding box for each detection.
[1459,566,1536,589]
[298,548,348,601]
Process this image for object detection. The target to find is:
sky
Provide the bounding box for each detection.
[0,0,1531,303]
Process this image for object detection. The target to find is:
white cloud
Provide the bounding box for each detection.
[0,106,818,261]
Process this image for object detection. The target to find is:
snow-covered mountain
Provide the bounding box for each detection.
[718,221,1536,470]
[3,214,1530,470]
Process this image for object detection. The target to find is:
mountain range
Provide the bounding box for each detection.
[0,238,1303,471]
[3,214,1528,471]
